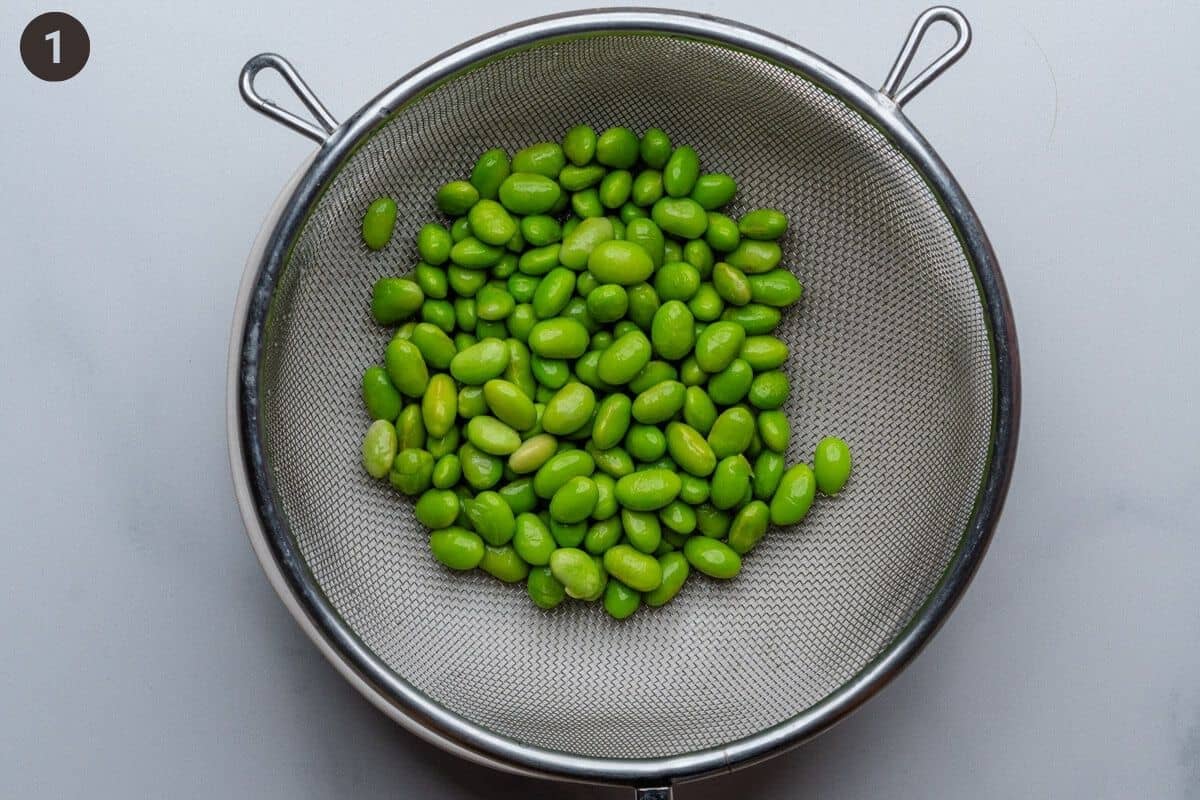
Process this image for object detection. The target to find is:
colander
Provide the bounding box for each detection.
[228,7,1019,797]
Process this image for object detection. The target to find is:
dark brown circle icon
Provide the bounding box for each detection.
[20,12,89,81]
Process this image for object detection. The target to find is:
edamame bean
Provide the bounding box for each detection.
[588,240,654,286]
[559,164,606,191]
[533,449,595,498]
[707,406,756,457]
[599,170,633,208]
[450,337,510,384]
[597,329,652,385]
[639,127,672,168]
[687,283,725,323]
[362,419,398,478]
[362,197,398,250]
[624,218,665,268]
[679,356,707,387]
[624,424,667,463]
[384,338,430,397]
[614,468,681,511]
[683,536,741,579]
[530,354,570,389]
[626,283,661,332]
[622,509,662,554]
[770,463,816,524]
[584,516,623,554]
[738,208,788,240]
[603,579,641,619]
[559,217,615,269]
[482,379,536,430]
[436,181,480,216]
[549,475,599,524]
[414,263,448,300]
[469,148,510,200]
[432,453,461,488]
[713,262,752,306]
[528,318,590,359]
[705,213,740,253]
[727,500,770,554]
[588,444,635,478]
[415,488,460,529]
[627,360,677,394]
[694,321,745,373]
[813,436,852,495]
[415,224,452,266]
[596,127,639,168]
[727,240,782,273]
[573,189,603,218]
[518,243,562,276]
[576,462,608,509]
[531,267,576,319]
[586,284,629,324]
[429,527,485,570]
[466,416,523,456]
[591,393,633,450]
[466,199,518,247]
[603,544,663,592]
[643,552,689,606]
[651,198,708,239]
[480,544,529,582]
[389,448,435,495]
[631,380,686,424]
[459,442,503,490]
[665,422,717,477]
[508,433,558,474]
[690,173,737,210]
[748,371,789,410]
[752,450,784,500]
[563,124,597,165]
[542,382,596,435]
[710,454,752,510]
[428,427,460,459]
[707,359,754,406]
[549,547,604,599]
[421,373,458,438]
[498,173,562,215]
[396,404,426,451]
[372,278,424,325]
[512,142,566,178]
[422,299,457,332]
[631,169,663,207]
[678,473,710,505]
[747,269,803,306]
[722,303,782,333]
[663,145,700,197]
[362,365,402,421]
[695,504,731,538]
[649,300,695,360]
[513,513,556,566]
[466,490,516,545]
[457,386,488,420]
[527,566,566,609]
[407,323,455,371]
[659,500,697,534]
[654,261,701,301]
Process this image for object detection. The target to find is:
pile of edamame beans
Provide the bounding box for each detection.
[358,125,852,619]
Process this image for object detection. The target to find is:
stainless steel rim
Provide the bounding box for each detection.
[228,6,1019,787]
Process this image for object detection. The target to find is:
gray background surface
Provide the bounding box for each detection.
[1,1,1197,797]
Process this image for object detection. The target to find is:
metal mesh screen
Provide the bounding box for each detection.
[256,33,993,760]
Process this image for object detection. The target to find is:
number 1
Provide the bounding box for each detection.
[45,29,61,64]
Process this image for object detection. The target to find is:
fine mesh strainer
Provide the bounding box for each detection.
[228,7,1019,797]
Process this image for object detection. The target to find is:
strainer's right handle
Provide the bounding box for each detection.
[880,6,971,107]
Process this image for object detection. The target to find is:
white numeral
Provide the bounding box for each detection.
[45,29,61,64]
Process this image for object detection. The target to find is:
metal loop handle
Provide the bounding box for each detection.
[239,53,339,143]
[880,6,971,107]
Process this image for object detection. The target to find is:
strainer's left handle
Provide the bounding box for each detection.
[239,53,339,143]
